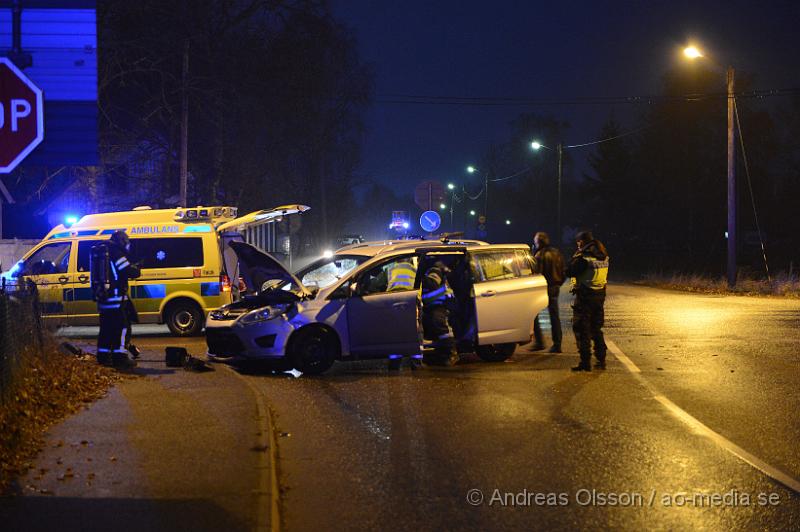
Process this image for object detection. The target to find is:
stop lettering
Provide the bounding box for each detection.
[0,58,44,173]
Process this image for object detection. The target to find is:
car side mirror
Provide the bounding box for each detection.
[329,283,354,300]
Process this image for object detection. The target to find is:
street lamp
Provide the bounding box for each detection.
[530,140,564,245]
[439,203,447,210]
[447,183,456,230]
[466,164,489,226]
[683,44,737,288]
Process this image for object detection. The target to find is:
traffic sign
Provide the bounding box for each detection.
[419,210,441,233]
[414,181,446,211]
[0,58,44,173]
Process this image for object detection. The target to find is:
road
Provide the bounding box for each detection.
[243,284,800,530]
[6,284,799,531]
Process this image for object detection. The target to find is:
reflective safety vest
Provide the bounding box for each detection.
[571,256,609,291]
[387,262,416,292]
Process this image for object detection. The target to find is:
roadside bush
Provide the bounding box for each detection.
[637,271,800,297]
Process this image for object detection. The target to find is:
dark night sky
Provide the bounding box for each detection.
[331,0,800,198]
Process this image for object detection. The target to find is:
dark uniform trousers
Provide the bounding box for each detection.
[97,298,131,355]
[534,284,562,347]
[422,304,456,362]
[572,288,607,364]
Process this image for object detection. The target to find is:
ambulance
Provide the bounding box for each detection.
[1,204,308,335]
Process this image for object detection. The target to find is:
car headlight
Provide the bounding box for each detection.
[239,304,289,324]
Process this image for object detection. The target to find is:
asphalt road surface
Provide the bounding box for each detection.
[31,285,800,530]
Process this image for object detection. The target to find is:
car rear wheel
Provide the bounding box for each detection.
[475,343,516,362]
[164,300,204,336]
[289,328,337,375]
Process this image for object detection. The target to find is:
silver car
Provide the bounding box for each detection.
[205,239,548,374]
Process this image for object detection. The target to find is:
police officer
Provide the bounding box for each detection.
[387,257,416,292]
[420,260,458,366]
[530,231,566,353]
[566,231,609,371]
[94,230,141,368]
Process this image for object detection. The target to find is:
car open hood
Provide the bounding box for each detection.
[229,241,311,297]
[216,204,310,233]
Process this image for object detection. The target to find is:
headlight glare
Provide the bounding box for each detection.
[239,304,289,324]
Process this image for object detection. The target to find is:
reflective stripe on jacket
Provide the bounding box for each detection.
[571,256,609,291]
[387,263,416,292]
[421,267,454,306]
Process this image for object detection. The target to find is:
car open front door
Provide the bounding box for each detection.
[346,290,419,357]
[346,254,421,357]
[470,248,548,345]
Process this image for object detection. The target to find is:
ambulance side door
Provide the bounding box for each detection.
[65,239,105,320]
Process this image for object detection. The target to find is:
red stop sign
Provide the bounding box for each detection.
[0,58,44,173]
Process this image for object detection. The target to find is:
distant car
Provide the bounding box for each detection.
[336,234,364,247]
[205,238,548,374]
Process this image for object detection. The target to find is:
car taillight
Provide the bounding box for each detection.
[221,273,232,292]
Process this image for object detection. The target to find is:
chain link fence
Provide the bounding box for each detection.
[0,278,45,405]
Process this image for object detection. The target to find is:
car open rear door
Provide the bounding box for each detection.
[470,248,548,345]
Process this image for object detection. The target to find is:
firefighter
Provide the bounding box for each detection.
[92,230,141,368]
[420,260,458,366]
[566,230,609,371]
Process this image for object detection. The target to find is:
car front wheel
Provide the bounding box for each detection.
[475,343,516,362]
[289,328,337,375]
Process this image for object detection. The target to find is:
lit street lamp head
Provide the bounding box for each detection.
[530,141,542,150]
[683,45,703,60]
[467,165,476,174]
[447,183,455,190]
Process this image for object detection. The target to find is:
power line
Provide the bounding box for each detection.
[374,87,800,107]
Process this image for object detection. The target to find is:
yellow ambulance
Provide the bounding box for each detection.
[2,204,307,335]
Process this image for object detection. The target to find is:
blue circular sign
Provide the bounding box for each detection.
[419,210,441,233]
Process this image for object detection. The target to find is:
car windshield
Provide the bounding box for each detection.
[280,254,368,293]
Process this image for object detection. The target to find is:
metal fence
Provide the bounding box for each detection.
[0,279,45,405]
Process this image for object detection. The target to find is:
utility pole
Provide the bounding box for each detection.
[179,39,189,207]
[556,143,563,246]
[726,67,736,288]
[483,172,488,221]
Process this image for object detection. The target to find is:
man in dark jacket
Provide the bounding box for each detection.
[93,230,141,368]
[565,231,609,371]
[530,231,565,353]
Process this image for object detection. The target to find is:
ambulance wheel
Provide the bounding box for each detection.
[476,343,516,362]
[165,300,204,337]
[289,327,338,375]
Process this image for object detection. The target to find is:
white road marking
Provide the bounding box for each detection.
[607,338,800,494]
[222,365,281,532]
[605,339,640,373]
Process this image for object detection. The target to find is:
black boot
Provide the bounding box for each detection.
[572,355,591,372]
[548,344,562,353]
